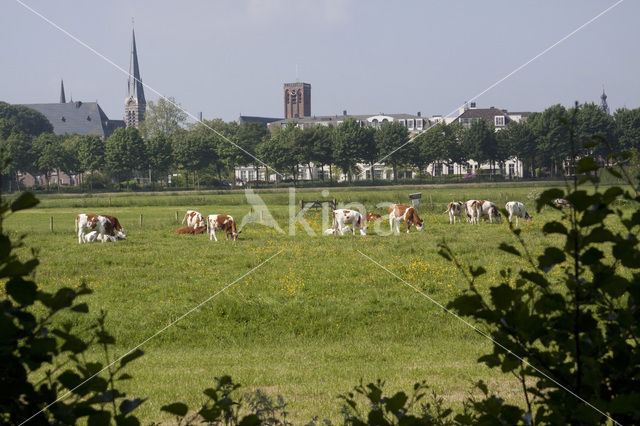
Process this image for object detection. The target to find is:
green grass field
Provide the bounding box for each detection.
[6,183,586,423]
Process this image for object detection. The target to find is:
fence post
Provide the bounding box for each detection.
[50,216,54,232]
[139,214,143,228]
[175,211,179,222]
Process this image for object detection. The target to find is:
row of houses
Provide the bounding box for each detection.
[235,103,531,183]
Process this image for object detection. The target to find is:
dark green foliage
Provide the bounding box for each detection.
[375,122,410,182]
[0,102,53,138]
[438,108,640,424]
[0,188,145,424]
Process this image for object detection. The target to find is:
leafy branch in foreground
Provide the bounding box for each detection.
[438,106,640,425]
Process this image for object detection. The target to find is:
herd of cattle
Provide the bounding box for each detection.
[74,198,571,243]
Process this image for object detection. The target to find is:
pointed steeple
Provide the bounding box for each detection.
[125,26,146,127]
[600,86,609,115]
[60,79,66,103]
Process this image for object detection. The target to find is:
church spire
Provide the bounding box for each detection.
[600,86,609,115]
[125,26,146,127]
[60,79,66,103]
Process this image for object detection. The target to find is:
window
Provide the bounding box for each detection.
[448,164,454,175]
[408,119,414,129]
[494,115,505,127]
[508,163,515,177]
[374,170,383,179]
[241,170,247,180]
[416,119,423,130]
[399,119,406,127]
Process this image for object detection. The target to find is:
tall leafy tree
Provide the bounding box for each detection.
[237,122,269,180]
[138,97,187,140]
[573,102,617,160]
[256,123,299,182]
[375,121,410,181]
[614,107,640,151]
[104,127,147,184]
[529,105,569,176]
[146,134,173,185]
[0,102,53,137]
[357,126,377,181]
[309,125,334,181]
[497,120,536,178]
[333,119,368,182]
[462,119,496,174]
[32,133,65,189]
[173,128,216,188]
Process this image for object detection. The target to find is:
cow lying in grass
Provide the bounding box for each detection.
[324,226,353,235]
[365,213,382,222]
[173,225,207,235]
[84,231,118,243]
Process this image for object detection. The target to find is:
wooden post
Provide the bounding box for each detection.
[300,199,303,211]
[109,197,111,207]
[175,211,179,222]
[50,216,54,232]
[139,214,143,227]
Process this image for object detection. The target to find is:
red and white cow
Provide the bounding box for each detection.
[84,231,118,243]
[389,204,424,233]
[365,213,382,222]
[505,201,531,226]
[333,209,366,235]
[182,210,205,229]
[554,198,572,209]
[476,200,502,224]
[75,214,120,244]
[464,200,478,223]
[173,225,207,235]
[446,201,465,224]
[98,214,126,239]
[207,214,240,241]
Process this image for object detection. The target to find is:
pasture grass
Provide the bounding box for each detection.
[5,183,616,423]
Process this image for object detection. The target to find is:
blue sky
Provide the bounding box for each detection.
[2,0,638,122]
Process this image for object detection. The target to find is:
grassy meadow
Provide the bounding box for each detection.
[6,182,590,423]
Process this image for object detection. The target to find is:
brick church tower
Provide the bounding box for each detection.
[284,82,311,119]
[125,29,146,128]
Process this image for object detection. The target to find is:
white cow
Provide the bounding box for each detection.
[466,200,502,224]
[333,209,366,235]
[84,231,118,243]
[323,226,353,235]
[554,198,572,209]
[505,201,532,226]
[464,200,479,223]
[446,201,465,224]
[182,210,205,229]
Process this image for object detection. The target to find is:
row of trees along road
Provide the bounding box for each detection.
[2,98,640,190]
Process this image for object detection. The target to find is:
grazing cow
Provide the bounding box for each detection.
[182,210,205,229]
[333,209,366,235]
[98,214,126,240]
[75,214,118,244]
[365,213,382,222]
[554,198,572,209]
[476,200,502,224]
[173,225,207,235]
[464,200,479,223]
[207,214,240,241]
[505,201,532,226]
[323,226,353,235]
[389,204,424,233]
[446,201,465,224]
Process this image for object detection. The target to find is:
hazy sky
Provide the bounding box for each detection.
[2,0,638,123]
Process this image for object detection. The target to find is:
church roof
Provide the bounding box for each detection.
[126,29,146,106]
[21,101,124,139]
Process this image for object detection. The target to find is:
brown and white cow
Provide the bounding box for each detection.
[446,201,465,224]
[182,210,205,229]
[207,214,240,241]
[83,231,118,243]
[505,201,531,226]
[98,214,126,239]
[173,225,207,235]
[389,204,424,233]
[75,214,120,244]
[333,209,366,235]
[553,198,572,209]
[365,213,382,222]
[475,200,502,224]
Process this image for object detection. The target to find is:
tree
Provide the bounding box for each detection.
[614,107,640,152]
[0,101,53,137]
[573,102,617,160]
[138,97,187,140]
[0,129,35,191]
[529,105,570,177]
[375,121,410,182]
[173,128,216,188]
[357,126,378,181]
[146,134,173,185]
[32,133,65,189]
[462,119,496,175]
[309,125,334,181]
[256,123,300,183]
[333,119,368,182]
[104,127,147,185]
[496,120,536,178]
[237,122,269,181]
